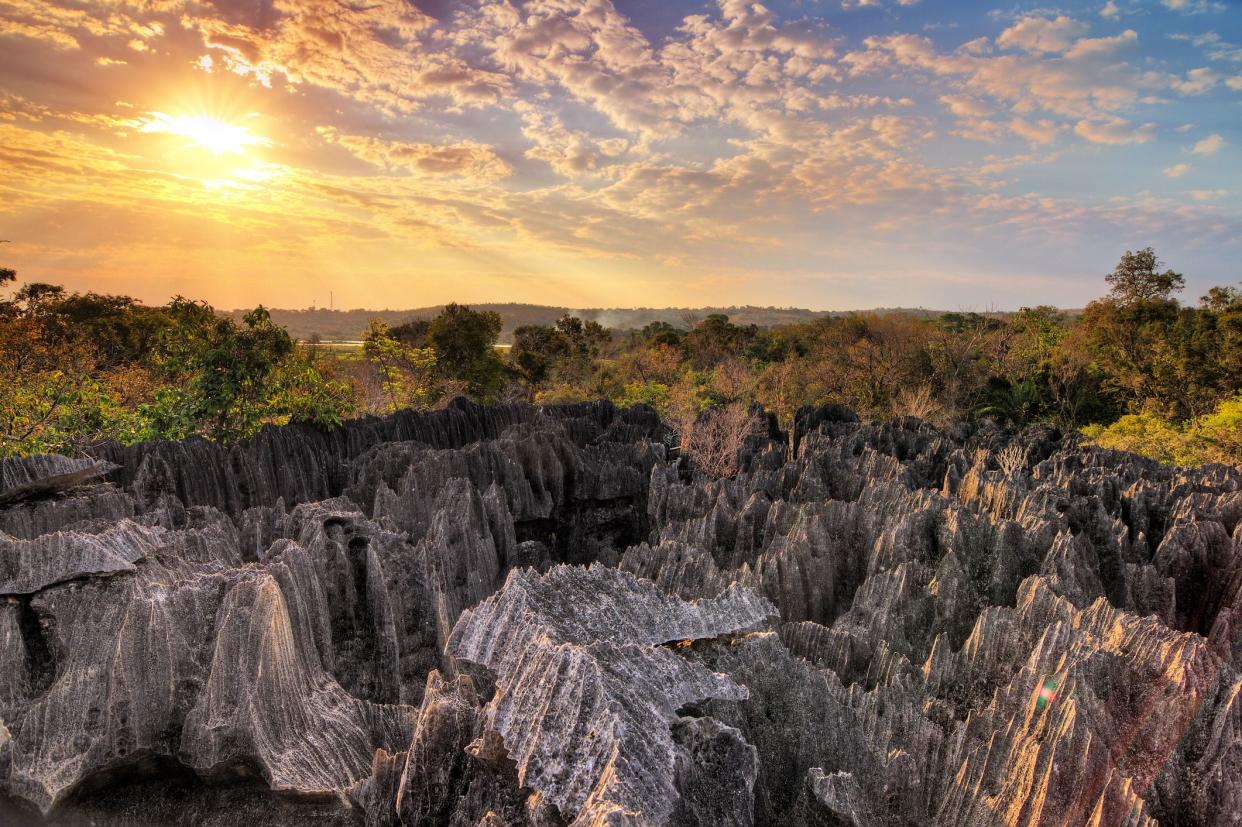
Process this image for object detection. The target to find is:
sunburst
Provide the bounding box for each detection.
[139,112,269,156]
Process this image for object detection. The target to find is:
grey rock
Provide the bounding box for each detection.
[447,564,774,825]
[0,401,1239,826]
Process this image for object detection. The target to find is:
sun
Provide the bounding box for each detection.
[140,112,269,155]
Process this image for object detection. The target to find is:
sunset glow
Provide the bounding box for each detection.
[0,0,1238,309]
[139,113,269,156]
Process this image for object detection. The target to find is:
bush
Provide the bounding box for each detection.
[1082,393,1242,466]
[1081,414,1198,465]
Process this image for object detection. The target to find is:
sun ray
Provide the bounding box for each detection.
[139,112,269,156]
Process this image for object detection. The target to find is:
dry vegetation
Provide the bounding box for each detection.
[4,248,1242,469]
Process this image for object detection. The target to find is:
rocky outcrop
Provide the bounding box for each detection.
[447,565,773,825]
[0,401,1238,825]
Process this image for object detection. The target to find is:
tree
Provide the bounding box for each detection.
[389,318,431,348]
[679,402,761,478]
[802,313,929,418]
[1201,285,1240,313]
[142,304,296,441]
[362,319,439,411]
[683,314,758,369]
[511,324,569,387]
[427,303,505,399]
[639,321,683,348]
[0,271,147,454]
[1105,248,1185,305]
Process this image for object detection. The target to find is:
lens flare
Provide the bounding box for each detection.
[140,112,269,155]
[1036,678,1058,710]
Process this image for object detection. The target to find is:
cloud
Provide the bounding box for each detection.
[1163,163,1190,177]
[846,28,1164,126]
[1074,117,1155,144]
[1191,189,1229,200]
[1101,1,1121,18]
[0,0,167,50]
[182,0,509,112]
[996,16,1088,54]
[2,0,1240,309]
[939,94,992,117]
[1009,118,1061,144]
[841,0,921,8]
[318,128,512,182]
[1161,0,1227,13]
[519,107,630,179]
[1171,67,1219,94]
[1192,133,1225,155]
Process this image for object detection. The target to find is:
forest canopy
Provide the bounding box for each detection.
[2,248,1241,466]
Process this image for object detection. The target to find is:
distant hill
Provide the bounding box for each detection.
[225,303,946,343]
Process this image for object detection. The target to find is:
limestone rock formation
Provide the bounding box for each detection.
[0,398,1237,825]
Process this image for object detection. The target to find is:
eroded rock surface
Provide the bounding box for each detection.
[0,399,1237,826]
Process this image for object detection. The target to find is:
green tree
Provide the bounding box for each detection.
[1105,247,1185,305]
[639,321,683,348]
[362,319,439,411]
[511,324,569,387]
[683,314,759,369]
[511,315,609,389]
[1079,250,1203,419]
[0,269,146,454]
[143,304,295,441]
[427,303,505,399]
[265,346,356,428]
[389,318,431,348]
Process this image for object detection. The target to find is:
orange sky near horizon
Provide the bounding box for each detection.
[1,0,1239,311]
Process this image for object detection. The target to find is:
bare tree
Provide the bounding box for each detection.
[892,384,942,422]
[995,443,1026,476]
[679,402,761,478]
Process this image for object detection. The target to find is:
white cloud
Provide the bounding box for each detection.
[996,15,1088,54]
[1171,67,1219,94]
[1161,0,1227,13]
[841,0,920,8]
[846,30,1167,124]
[1163,163,1190,177]
[1191,189,1229,200]
[1192,133,1225,155]
[1074,117,1155,144]
[939,94,991,117]
[1101,1,1120,18]
[1009,118,1061,144]
[318,128,512,181]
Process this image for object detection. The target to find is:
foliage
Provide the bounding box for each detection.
[427,303,506,399]
[4,246,1242,470]
[1082,393,1242,466]
[615,381,671,411]
[1081,415,1200,466]
[362,320,440,412]
[265,347,356,428]
[141,305,295,441]
[0,270,357,455]
[1191,394,1242,463]
[512,314,610,392]
[1105,247,1185,305]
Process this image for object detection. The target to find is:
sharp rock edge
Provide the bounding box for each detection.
[0,398,1235,827]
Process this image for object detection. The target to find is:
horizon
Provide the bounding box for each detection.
[1,1,1240,309]
[219,301,1068,315]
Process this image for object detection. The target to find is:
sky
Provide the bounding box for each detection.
[0,0,1240,311]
